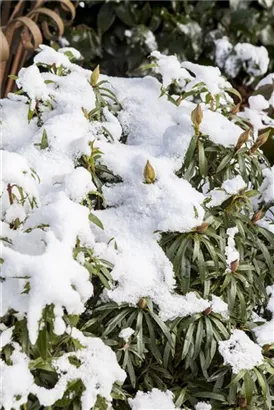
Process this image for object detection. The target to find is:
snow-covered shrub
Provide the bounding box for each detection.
[215,38,269,80]
[1,45,274,410]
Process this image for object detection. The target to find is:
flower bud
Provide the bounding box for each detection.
[263,344,272,353]
[230,259,239,272]
[191,103,203,129]
[90,65,100,87]
[196,222,209,233]
[251,208,264,223]
[235,128,250,152]
[81,107,89,119]
[249,130,270,155]
[237,397,247,409]
[144,160,156,184]
[203,307,212,316]
[231,103,240,115]
[138,298,147,309]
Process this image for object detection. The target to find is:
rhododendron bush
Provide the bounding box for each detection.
[1,45,274,410]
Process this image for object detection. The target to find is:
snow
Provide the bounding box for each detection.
[215,37,269,78]
[222,175,246,194]
[144,30,158,52]
[253,319,274,347]
[151,51,191,88]
[0,326,14,348]
[2,231,94,344]
[129,388,176,410]
[181,61,230,95]
[259,167,274,203]
[5,204,26,223]
[195,403,212,410]
[0,343,35,410]
[34,44,72,68]
[225,227,239,271]
[58,47,82,60]
[248,95,269,111]
[210,296,229,319]
[206,175,246,207]
[256,72,274,88]
[219,329,264,373]
[119,327,135,341]
[16,65,49,101]
[253,285,274,346]
[62,167,96,202]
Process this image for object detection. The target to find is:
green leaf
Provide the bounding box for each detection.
[216,152,234,173]
[149,310,174,349]
[244,371,254,403]
[126,354,136,387]
[182,322,195,359]
[193,318,204,359]
[254,368,267,397]
[227,369,246,387]
[28,105,34,123]
[144,313,162,362]
[198,141,207,177]
[103,309,131,336]
[89,213,104,230]
[40,129,49,150]
[97,2,116,35]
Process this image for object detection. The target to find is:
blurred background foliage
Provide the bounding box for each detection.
[60,0,274,81]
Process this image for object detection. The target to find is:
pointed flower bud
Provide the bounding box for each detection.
[191,103,203,130]
[251,208,264,223]
[144,160,156,184]
[138,298,147,309]
[249,130,270,155]
[203,307,212,316]
[230,259,239,272]
[90,65,100,87]
[235,128,250,152]
[231,103,240,115]
[196,222,209,233]
[237,397,247,409]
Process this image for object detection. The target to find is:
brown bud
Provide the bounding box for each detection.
[90,65,100,87]
[252,208,264,223]
[249,130,270,155]
[263,344,272,353]
[237,397,247,408]
[138,298,147,310]
[191,104,203,134]
[123,343,130,350]
[203,307,212,316]
[230,259,239,272]
[231,103,240,115]
[144,160,156,184]
[196,222,209,233]
[176,95,183,106]
[235,128,250,152]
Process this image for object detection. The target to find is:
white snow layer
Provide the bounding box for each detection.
[253,285,274,346]
[219,329,264,373]
[129,388,176,409]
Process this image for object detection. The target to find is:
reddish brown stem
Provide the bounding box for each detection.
[7,183,14,205]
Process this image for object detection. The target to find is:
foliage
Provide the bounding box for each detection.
[1,46,274,410]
